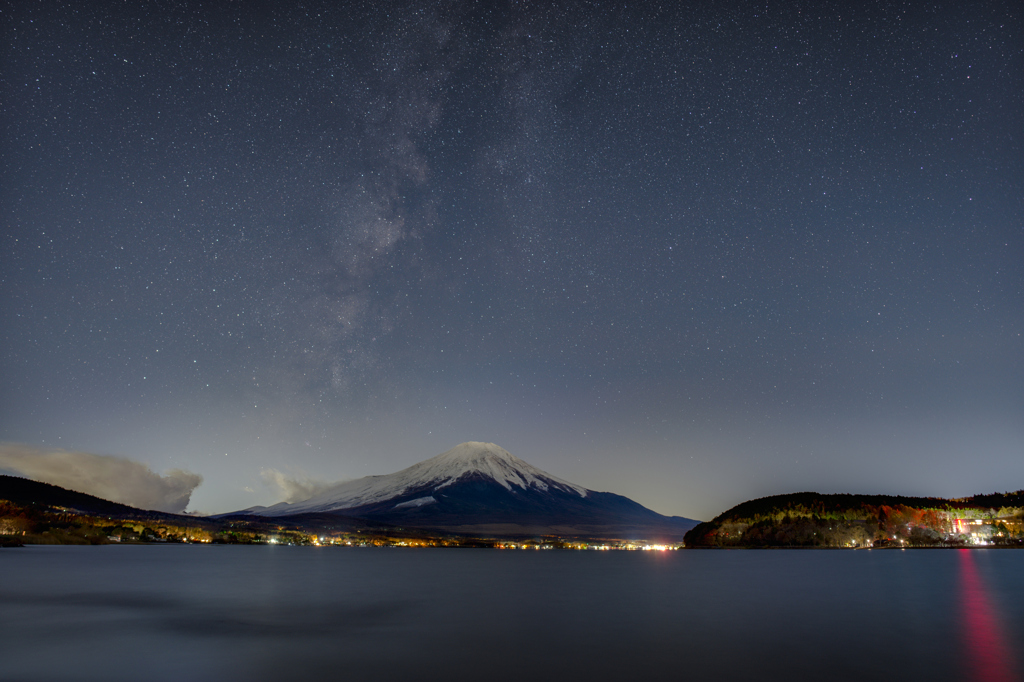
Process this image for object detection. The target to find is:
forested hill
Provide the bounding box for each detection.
[0,475,186,522]
[683,490,1024,549]
[710,491,1024,524]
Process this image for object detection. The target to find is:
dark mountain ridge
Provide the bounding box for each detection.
[0,474,191,524]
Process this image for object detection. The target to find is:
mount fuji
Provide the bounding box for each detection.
[236,442,698,540]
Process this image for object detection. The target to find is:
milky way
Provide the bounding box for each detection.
[2,1,1021,518]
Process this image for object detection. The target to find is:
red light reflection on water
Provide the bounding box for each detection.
[958,549,1017,682]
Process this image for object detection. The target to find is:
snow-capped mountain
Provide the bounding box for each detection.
[238,442,698,540]
[252,442,588,516]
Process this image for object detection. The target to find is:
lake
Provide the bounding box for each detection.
[1,546,1020,681]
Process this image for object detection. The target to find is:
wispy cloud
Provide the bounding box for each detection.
[0,443,202,513]
[261,468,339,504]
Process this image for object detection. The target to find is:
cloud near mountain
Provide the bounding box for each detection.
[0,443,202,513]
[260,468,340,504]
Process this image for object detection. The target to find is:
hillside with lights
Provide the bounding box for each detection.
[683,491,1024,548]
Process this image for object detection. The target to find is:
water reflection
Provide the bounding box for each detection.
[3,547,1021,682]
[958,549,1017,682]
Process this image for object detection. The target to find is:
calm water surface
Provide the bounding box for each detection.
[1,546,1021,681]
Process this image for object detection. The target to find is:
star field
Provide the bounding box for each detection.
[2,1,1021,518]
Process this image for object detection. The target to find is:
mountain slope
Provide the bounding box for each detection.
[0,474,188,522]
[241,442,698,540]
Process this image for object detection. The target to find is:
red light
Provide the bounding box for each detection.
[958,549,1017,682]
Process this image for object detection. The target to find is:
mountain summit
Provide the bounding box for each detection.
[240,442,698,540]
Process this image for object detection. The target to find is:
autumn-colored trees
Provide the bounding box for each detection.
[684,492,1024,548]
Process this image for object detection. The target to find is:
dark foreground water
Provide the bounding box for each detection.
[1,546,1021,682]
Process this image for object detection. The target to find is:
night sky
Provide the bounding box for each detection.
[2,1,1021,519]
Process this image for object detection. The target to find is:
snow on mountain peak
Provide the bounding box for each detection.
[257,442,588,515]
[418,442,588,497]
